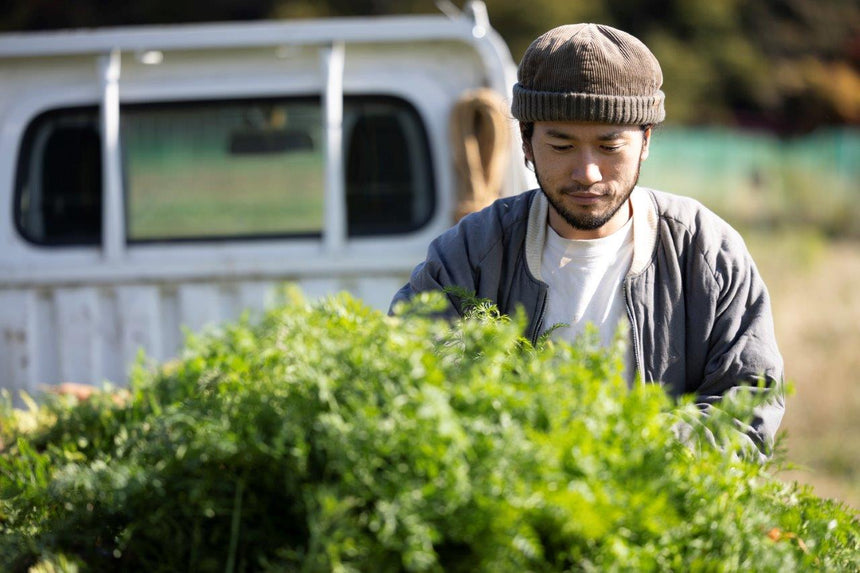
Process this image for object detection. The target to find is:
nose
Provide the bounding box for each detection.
[571,153,602,186]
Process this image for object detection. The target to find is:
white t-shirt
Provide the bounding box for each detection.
[540,217,634,354]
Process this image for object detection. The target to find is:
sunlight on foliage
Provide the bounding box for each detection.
[1,291,858,571]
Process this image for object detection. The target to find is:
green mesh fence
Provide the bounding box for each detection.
[638,128,860,236]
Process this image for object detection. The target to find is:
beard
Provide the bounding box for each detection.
[535,159,642,232]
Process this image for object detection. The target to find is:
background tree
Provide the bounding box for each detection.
[0,0,856,132]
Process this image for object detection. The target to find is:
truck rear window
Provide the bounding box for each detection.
[14,96,434,245]
[14,110,103,245]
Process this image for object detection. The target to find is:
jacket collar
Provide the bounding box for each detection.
[524,186,658,281]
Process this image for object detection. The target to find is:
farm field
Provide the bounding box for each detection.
[746,231,860,514]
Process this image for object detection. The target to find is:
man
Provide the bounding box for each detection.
[390,23,783,455]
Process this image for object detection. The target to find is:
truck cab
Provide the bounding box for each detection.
[0,4,531,394]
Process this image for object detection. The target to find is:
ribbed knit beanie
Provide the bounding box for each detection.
[511,23,665,125]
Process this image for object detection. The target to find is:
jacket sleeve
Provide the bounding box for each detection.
[692,229,785,459]
[388,216,484,317]
[388,261,464,318]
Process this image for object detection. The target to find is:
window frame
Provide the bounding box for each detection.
[12,93,437,248]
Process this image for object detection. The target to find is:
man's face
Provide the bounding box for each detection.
[525,121,650,240]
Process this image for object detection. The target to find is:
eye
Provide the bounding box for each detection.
[549,144,572,152]
[600,144,624,153]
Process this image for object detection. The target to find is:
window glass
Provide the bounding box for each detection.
[345,98,435,236]
[14,96,435,246]
[123,99,324,241]
[15,108,102,245]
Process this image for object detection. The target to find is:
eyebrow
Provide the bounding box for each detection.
[544,129,627,141]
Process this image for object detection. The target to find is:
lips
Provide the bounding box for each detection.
[563,192,605,205]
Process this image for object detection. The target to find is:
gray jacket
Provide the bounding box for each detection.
[392,187,784,453]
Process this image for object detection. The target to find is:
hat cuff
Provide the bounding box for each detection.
[511,84,665,125]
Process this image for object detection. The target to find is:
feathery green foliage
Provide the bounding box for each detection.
[1,290,858,571]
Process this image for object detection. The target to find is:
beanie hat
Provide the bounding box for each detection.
[511,23,665,125]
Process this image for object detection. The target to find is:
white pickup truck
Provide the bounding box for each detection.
[0,2,532,395]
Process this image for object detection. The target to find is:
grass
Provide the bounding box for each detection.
[745,229,860,515]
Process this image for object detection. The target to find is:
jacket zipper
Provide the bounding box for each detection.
[623,280,643,378]
[530,288,548,346]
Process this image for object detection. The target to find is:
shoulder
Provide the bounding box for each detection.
[648,189,725,230]
[430,190,536,259]
[646,188,752,283]
[648,188,744,246]
[457,190,536,231]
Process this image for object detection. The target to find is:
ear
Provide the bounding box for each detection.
[522,138,534,163]
[640,127,652,161]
